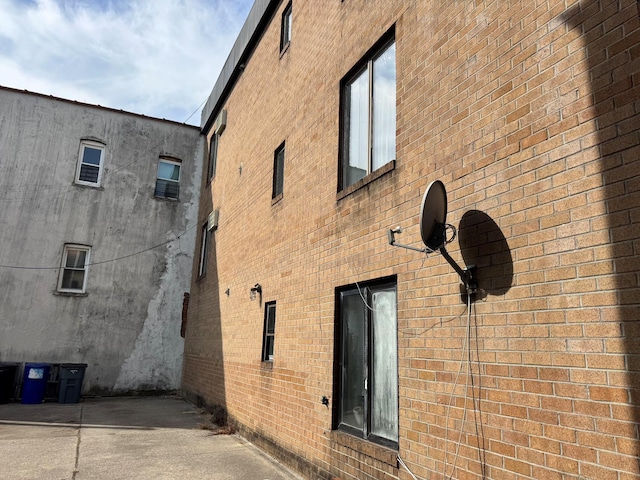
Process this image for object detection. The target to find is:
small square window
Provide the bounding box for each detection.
[272,142,285,200]
[75,141,105,187]
[262,302,276,361]
[340,33,396,190]
[155,158,181,200]
[58,245,91,293]
[208,135,218,181]
[280,2,292,53]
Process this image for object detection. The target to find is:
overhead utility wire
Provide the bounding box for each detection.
[0,223,197,271]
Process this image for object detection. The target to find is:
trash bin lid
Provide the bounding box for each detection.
[25,363,51,368]
[60,363,88,368]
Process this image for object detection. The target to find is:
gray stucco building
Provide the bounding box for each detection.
[0,86,203,394]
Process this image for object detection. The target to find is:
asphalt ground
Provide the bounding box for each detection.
[0,395,302,480]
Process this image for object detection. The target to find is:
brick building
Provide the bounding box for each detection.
[182,1,640,479]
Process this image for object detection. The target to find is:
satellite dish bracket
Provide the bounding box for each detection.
[387,225,477,293]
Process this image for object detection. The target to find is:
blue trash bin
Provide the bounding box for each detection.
[21,363,50,404]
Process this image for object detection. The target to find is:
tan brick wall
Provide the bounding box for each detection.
[184,0,640,479]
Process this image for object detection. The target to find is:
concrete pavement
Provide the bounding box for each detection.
[0,396,302,480]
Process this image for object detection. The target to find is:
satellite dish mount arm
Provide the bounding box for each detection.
[439,244,476,293]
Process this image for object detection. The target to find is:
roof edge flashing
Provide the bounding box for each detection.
[200,0,281,132]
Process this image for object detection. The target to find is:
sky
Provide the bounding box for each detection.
[0,0,254,125]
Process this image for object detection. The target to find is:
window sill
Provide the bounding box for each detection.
[73,182,103,191]
[337,160,395,201]
[54,291,88,297]
[154,196,179,202]
[271,193,283,206]
[330,429,398,467]
[279,42,290,58]
[260,361,273,371]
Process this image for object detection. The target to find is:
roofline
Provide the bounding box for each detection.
[0,85,200,130]
[200,0,282,133]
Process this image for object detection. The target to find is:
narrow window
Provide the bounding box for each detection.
[335,278,398,447]
[208,134,218,181]
[272,142,285,200]
[262,302,276,361]
[280,2,292,53]
[155,158,181,200]
[198,221,210,277]
[58,245,91,293]
[75,141,105,187]
[340,34,396,190]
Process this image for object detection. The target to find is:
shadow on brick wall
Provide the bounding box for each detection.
[458,209,514,300]
[562,0,640,466]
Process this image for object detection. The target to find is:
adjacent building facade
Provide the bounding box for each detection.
[184,0,640,479]
[0,86,203,394]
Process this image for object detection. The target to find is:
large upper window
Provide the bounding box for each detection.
[334,278,398,447]
[58,245,91,293]
[280,2,292,53]
[155,158,181,200]
[75,140,105,187]
[262,302,276,361]
[272,142,285,200]
[340,35,396,190]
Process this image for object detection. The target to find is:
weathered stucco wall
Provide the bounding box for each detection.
[0,87,203,393]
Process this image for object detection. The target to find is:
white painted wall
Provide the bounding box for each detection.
[0,87,203,393]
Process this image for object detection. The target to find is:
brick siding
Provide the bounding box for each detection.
[183,1,640,479]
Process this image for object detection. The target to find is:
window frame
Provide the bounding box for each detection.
[272,141,285,201]
[280,1,292,53]
[197,221,210,278]
[338,30,396,192]
[154,157,181,200]
[262,301,277,362]
[75,140,105,187]
[208,134,218,181]
[333,276,398,449]
[57,244,91,293]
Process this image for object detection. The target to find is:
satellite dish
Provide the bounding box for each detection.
[419,180,447,251]
[387,179,477,297]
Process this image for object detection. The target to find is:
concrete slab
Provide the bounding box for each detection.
[0,396,302,480]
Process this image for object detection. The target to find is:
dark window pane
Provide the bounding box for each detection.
[208,135,218,179]
[264,336,274,360]
[79,164,100,183]
[155,179,179,199]
[82,147,102,166]
[65,249,86,268]
[273,145,285,198]
[266,304,276,333]
[61,269,85,290]
[340,292,366,432]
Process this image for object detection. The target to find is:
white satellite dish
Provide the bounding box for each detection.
[387,179,477,294]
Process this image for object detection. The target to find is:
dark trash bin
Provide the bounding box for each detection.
[58,364,87,403]
[0,363,19,403]
[21,363,51,404]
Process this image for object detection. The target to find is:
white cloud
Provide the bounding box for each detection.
[0,0,253,124]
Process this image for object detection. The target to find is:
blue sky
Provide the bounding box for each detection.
[0,0,254,125]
